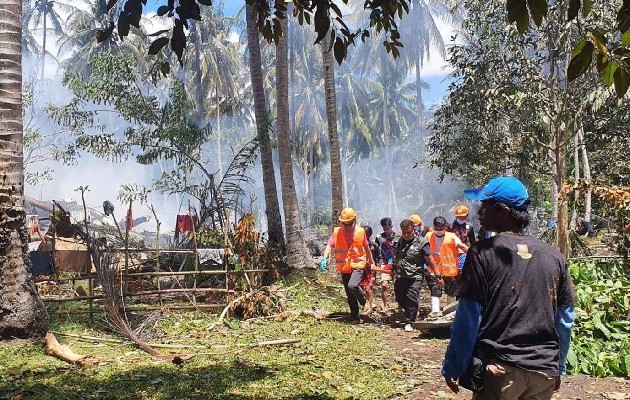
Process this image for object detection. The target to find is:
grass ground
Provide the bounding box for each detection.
[0,271,399,400]
[2,269,629,400]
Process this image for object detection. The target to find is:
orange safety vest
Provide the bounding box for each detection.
[426,231,459,277]
[332,226,367,273]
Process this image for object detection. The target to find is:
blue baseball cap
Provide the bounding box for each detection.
[464,176,530,210]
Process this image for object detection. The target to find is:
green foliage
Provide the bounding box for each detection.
[102,0,411,66]
[430,0,564,185]
[507,0,630,97]
[567,259,630,377]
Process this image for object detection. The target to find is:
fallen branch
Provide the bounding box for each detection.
[246,338,301,347]
[49,331,206,349]
[44,332,100,366]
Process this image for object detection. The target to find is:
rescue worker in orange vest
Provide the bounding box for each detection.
[425,216,469,317]
[321,207,375,322]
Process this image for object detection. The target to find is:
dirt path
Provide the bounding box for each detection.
[374,316,630,400]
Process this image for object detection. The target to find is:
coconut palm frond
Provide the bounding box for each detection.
[217,138,259,208]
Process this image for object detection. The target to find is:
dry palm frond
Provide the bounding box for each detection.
[94,250,193,364]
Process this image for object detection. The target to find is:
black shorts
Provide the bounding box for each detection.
[425,275,459,297]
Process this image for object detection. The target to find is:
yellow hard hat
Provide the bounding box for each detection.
[408,214,422,226]
[455,205,469,218]
[339,207,357,222]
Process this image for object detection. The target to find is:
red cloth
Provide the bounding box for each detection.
[126,209,134,230]
[175,215,197,239]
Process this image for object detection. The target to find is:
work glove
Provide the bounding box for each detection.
[319,257,328,272]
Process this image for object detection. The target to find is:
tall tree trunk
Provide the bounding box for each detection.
[321,33,343,225]
[570,132,580,229]
[381,62,394,216]
[551,178,559,221]
[415,63,423,130]
[245,3,284,246]
[504,124,513,176]
[275,9,310,268]
[555,127,570,257]
[415,63,425,208]
[0,0,49,338]
[41,7,46,79]
[216,88,223,178]
[578,127,592,222]
[192,21,204,120]
[341,155,348,205]
[302,156,312,226]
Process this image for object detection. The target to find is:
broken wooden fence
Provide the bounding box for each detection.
[35,247,271,319]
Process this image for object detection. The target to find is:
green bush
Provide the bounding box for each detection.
[567,259,630,377]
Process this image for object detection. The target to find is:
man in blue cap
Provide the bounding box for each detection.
[441,176,576,399]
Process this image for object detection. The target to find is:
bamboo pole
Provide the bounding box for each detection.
[37,269,269,282]
[149,204,162,306]
[77,186,94,324]
[189,203,199,305]
[122,201,132,308]
[125,288,234,296]
[40,287,234,302]
[52,202,62,315]
[45,304,226,314]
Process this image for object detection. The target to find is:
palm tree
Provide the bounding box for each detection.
[58,0,118,78]
[22,0,44,72]
[245,1,284,246]
[334,57,377,203]
[320,32,343,225]
[276,7,311,269]
[0,0,49,339]
[185,5,243,177]
[286,18,327,225]
[23,0,75,78]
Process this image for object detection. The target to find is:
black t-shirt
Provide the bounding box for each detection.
[456,232,576,375]
[394,236,431,280]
